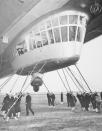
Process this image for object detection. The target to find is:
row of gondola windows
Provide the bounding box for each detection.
[16,14,86,55]
[16,25,84,55]
[29,26,84,50]
[28,14,86,49]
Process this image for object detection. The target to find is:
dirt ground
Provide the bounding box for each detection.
[0,103,102,131]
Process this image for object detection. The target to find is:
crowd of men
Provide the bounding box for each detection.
[1,92,23,121]
[46,91,102,112]
[0,92,34,121]
[77,92,102,112]
[1,91,102,121]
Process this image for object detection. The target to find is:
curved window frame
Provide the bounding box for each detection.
[31,11,88,47]
[16,11,88,56]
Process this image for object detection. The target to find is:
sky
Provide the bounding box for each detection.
[0,35,102,94]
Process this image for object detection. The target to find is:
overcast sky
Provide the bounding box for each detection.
[0,35,102,94]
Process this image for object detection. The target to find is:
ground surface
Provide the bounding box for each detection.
[0,103,102,131]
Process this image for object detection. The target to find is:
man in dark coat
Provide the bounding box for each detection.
[84,93,91,111]
[77,93,85,110]
[50,93,55,106]
[100,92,102,100]
[69,93,77,111]
[1,94,10,118]
[61,92,64,104]
[66,92,70,107]
[25,93,34,116]
[6,95,18,121]
[90,92,97,110]
[47,92,51,106]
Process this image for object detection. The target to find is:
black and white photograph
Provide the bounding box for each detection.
[0,0,102,130]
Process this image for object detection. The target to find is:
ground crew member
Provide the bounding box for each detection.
[47,92,51,106]
[84,93,91,111]
[25,93,34,116]
[95,94,102,113]
[15,92,23,117]
[90,92,97,111]
[66,92,70,107]
[100,92,102,100]
[1,94,10,117]
[6,95,18,121]
[51,92,55,106]
[70,93,77,111]
[61,92,64,104]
